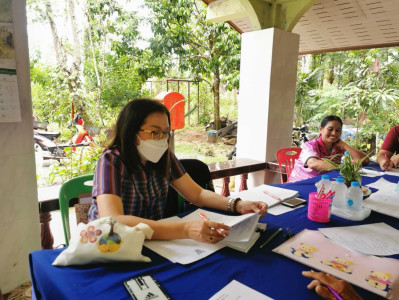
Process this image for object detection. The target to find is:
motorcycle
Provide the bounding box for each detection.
[34,130,65,159]
[33,114,94,158]
[67,114,94,149]
[33,116,65,158]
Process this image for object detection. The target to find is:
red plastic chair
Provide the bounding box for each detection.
[276,147,302,183]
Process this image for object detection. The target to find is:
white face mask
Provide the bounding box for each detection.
[136,135,168,163]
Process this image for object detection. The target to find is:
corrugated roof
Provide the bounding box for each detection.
[203,0,399,54]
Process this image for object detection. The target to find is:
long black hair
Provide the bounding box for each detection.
[320,115,343,128]
[107,99,171,175]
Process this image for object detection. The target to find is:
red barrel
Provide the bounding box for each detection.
[155,92,185,130]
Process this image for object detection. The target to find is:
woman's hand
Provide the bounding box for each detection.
[236,200,268,218]
[184,220,231,244]
[391,154,399,169]
[302,270,363,300]
[334,138,347,151]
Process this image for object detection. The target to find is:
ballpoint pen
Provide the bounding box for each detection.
[327,285,344,300]
[198,212,225,235]
[260,228,282,248]
[263,190,282,202]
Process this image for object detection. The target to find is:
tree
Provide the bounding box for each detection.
[28,0,146,127]
[143,0,241,129]
[295,48,399,153]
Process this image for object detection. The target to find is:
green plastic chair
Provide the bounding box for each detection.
[59,174,94,246]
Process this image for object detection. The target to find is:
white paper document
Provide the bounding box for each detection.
[366,177,396,190]
[209,280,273,300]
[364,178,399,218]
[385,168,399,177]
[144,238,225,265]
[230,184,299,208]
[182,209,260,242]
[318,223,399,256]
[144,209,262,264]
[361,168,383,177]
[273,229,399,299]
[267,203,305,215]
[222,223,267,253]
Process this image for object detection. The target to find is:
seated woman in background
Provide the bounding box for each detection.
[376,125,399,170]
[289,115,369,183]
[88,99,267,244]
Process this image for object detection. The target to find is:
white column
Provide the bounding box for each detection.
[0,1,41,293]
[236,28,299,186]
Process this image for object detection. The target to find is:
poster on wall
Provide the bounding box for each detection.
[0,0,21,122]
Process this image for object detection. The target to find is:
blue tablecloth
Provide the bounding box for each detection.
[29,169,399,300]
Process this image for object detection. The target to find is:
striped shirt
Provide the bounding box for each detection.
[88,149,186,221]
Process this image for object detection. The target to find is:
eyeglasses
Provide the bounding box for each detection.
[139,129,170,140]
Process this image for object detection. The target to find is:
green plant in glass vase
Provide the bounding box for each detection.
[322,151,370,186]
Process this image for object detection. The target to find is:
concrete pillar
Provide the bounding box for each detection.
[236,28,299,186]
[0,0,41,293]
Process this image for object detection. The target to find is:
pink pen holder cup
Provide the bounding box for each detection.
[307,192,332,223]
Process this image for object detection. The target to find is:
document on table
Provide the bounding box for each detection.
[230,184,299,208]
[209,280,273,300]
[366,177,396,190]
[273,229,399,299]
[267,203,305,216]
[144,238,225,265]
[385,168,399,177]
[364,178,399,218]
[361,167,383,177]
[318,223,399,256]
[182,209,260,242]
[144,210,261,264]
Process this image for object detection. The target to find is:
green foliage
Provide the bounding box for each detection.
[321,153,370,184]
[296,48,399,152]
[47,146,103,184]
[143,0,241,128]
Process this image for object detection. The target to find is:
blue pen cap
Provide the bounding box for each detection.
[321,175,330,180]
[336,177,345,183]
[351,181,360,187]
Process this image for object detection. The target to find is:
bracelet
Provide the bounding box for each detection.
[233,198,241,214]
[227,198,234,214]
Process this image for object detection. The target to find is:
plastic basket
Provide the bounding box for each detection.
[307,192,332,223]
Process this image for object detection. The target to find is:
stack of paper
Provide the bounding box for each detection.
[364,178,399,218]
[231,184,299,208]
[223,223,266,253]
[144,209,262,264]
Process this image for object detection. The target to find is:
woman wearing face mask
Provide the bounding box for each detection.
[88,99,267,244]
[289,115,369,183]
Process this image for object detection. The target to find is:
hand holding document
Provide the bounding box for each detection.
[184,209,260,242]
[231,184,299,208]
[144,209,263,264]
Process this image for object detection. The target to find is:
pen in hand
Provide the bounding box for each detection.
[327,285,344,300]
[260,228,282,248]
[198,212,226,236]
